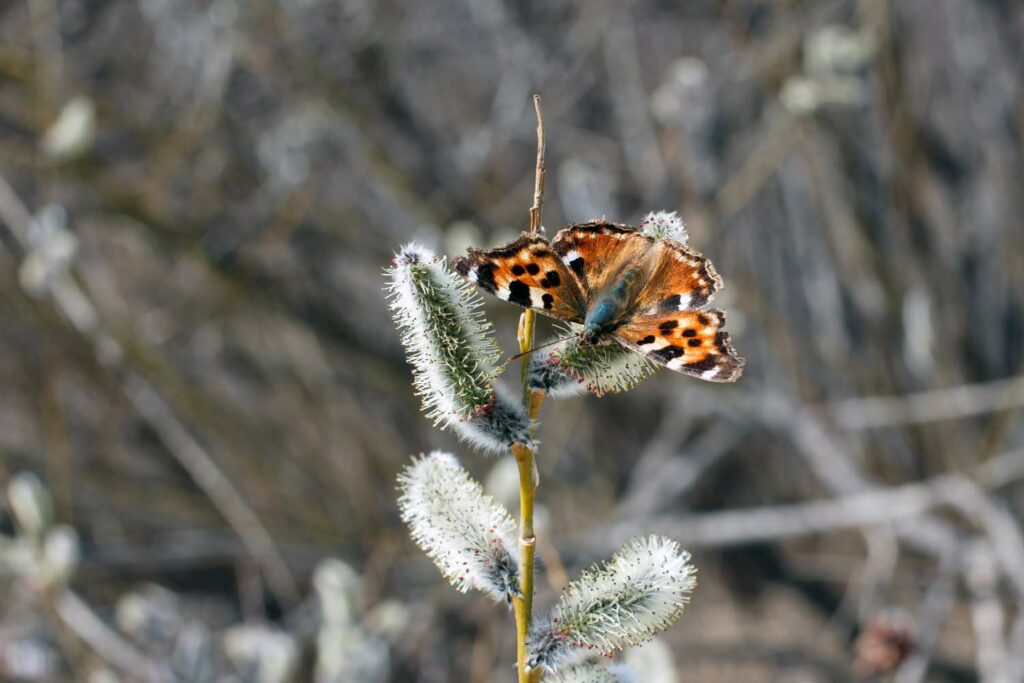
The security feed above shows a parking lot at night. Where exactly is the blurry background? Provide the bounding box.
[1,0,1023,681]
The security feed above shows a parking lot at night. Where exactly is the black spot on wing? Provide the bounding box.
[659,295,681,311]
[526,263,540,275]
[470,233,548,259]
[512,264,525,276]
[650,346,685,363]
[508,280,531,307]
[688,338,702,347]
[477,263,497,293]
[569,257,585,277]
[658,320,678,331]
[544,271,560,287]
[639,335,656,345]
[684,355,718,373]
[682,328,697,338]
[542,293,554,309]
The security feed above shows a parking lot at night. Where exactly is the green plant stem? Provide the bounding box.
[511,438,537,683]
[512,389,545,683]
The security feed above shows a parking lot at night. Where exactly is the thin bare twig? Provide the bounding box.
[528,94,546,234]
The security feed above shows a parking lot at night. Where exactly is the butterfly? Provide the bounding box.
[452,218,744,382]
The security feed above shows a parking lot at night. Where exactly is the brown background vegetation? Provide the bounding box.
[2,0,1023,681]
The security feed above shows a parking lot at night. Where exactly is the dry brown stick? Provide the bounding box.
[529,94,547,233]
[0,172,300,606]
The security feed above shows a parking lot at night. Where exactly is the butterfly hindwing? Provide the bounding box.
[451,233,586,322]
[633,239,723,315]
[615,309,744,382]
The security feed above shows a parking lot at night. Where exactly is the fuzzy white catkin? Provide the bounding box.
[7,472,53,538]
[616,639,676,683]
[222,625,299,683]
[314,558,363,628]
[528,328,655,398]
[639,211,688,243]
[39,526,80,587]
[397,452,520,603]
[316,625,390,683]
[532,342,654,398]
[528,536,696,673]
[385,243,531,454]
[546,662,620,682]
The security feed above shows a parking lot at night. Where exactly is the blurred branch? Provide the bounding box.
[54,591,163,682]
[829,375,1024,430]
[896,551,957,683]
[604,472,984,549]
[966,542,1006,682]
[0,171,300,606]
[601,447,1024,551]
[601,6,667,203]
[618,421,748,520]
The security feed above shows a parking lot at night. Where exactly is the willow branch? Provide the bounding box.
[512,93,546,683]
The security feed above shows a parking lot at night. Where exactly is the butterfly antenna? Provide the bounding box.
[507,335,569,363]
[489,334,575,379]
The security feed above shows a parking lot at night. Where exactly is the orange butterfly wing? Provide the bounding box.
[632,239,723,315]
[615,308,744,382]
[548,221,651,297]
[451,233,586,322]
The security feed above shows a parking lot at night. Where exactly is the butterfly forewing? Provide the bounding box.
[615,309,744,382]
[549,221,651,297]
[451,233,586,322]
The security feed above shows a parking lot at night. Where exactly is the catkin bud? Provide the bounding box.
[39,525,80,587]
[314,559,363,628]
[222,625,299,683]
[546,662,620,682]
[528,536,696,673]
[7,472,53,539]
[385,244,531,453]
[397,452,520,603]
[528,331,655,398]
[639,211,688,243]
[617,639,676,683]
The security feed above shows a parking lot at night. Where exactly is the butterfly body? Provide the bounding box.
[584,262,644,341]
[453,220,744,382]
